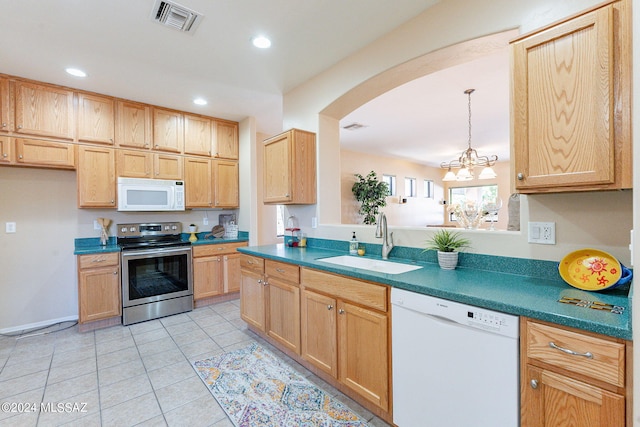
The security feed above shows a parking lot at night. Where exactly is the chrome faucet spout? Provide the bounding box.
[376,212,394,260]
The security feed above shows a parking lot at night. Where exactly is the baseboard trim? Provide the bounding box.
[0,315,78,335]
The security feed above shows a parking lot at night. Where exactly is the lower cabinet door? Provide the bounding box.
[79,266,121,323]
[193,256,223,300]
[266,278,300,354]
[522,364,625,427]
[301,289,337,378]
[223,253,241,293]
[338,300,389,411]
[239,269,266,332]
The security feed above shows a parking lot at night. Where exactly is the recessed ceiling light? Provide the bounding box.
[193,98,207,106]
[252,35,271,49]
[65,68,87,77]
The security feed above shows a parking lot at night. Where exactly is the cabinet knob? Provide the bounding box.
[530,379,538,389]
[17,125,22,129]
[285,193,290,198]
[338,309,345,315]
[257,279,263,284]
[263,280,268,286]
[155,144,159,148]
[111,200,115,204]
[18,155,23,159]
[113,271,118,275]
[327,305,334,310]
[1,122,6,127]
[2,153,7,158]
[517,173,524,181]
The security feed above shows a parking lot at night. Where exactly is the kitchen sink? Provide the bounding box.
[317,255,422,274]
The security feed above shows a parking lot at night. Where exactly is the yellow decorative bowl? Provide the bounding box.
[558,248,622,291]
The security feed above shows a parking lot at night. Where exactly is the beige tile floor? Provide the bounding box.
[0,299,390,427]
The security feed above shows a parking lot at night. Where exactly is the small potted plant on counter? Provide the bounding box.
[424,229,471,270]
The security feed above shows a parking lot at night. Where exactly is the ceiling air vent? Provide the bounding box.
[151,0,203,33]
[342,123,367,131]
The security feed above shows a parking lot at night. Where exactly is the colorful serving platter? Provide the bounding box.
[558,248,622,291]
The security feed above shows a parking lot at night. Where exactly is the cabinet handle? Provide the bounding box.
[257,279,263,284]
[276,268,285,273]
[18,155,23,159]
[113,271,118,275]
[285,193,290,198]
[530,379,538,389]
[2,153,7,158]
[338,309,345,315]
[217,247,225,251]
[263,280,268,286]
[327,305,334,310]
[517,173,524,181]
[91,257,106,263]
[17,125,22,129]
[247,260,254,264]
[111,200,115,204]
[549,342,593,359]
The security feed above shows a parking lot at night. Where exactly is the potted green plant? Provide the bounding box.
[424,229,471,270]
[352,171,389,225]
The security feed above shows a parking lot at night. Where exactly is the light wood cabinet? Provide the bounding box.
[511,0,631,193]
[14,137,75,169]
[153,108,183,153]
[14,81,74,140]
[213,159,239,208]
[77,93,115,144]
[77,145,116,208]
[213,120,238,159]
[265,260,301,354]
[0,78,12,133]
[300,268,389,411]
[240,254,266,332]
[193,242,247,302]
[77,252,121,324]
[521,318,630,427]
[184,156,212,207]
[117,149,183,179]
[116,100,152,149]
[263,128,316,204]
[0,136,12,163]
[184,114,212,156]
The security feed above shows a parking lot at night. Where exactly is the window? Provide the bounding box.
[448,185,498,221]
[404,177,416,197]
[382,174,396,196]
[276,205,285,237]
[424,179,434,199]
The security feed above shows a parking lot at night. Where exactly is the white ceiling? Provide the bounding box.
[0,0,441,136]
[339,48,511,168]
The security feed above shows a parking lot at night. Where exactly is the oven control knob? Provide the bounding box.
[130,227,136,232]
[164,225,170,231]
[121,227,127,233]
[172,225,177,230]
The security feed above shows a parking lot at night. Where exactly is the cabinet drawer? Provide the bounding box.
[266,260,299,284]
[526,321,625,387]
[193,241,247,257]
[78,252,120,269]
[301,268,387,312]
[240,254,264,273]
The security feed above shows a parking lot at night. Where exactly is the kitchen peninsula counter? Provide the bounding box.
[237,244,632,340]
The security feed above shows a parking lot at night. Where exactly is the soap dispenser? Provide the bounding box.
[349,232,359,255]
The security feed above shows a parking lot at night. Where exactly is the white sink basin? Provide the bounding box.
[317,255,422,275]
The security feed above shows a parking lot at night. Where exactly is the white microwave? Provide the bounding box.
[117,178,185,211]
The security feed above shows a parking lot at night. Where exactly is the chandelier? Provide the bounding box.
[441,89,498,181]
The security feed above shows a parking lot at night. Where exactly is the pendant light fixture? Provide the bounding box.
[441,89,498,181]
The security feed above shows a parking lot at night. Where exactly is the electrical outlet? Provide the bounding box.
[93,220,101,230]
[5,222,16,233]
[203,217,209,226]
[528,222,556,245]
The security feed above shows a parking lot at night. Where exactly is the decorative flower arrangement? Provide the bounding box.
[447,201,485,229]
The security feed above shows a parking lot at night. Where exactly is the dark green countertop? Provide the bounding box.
[237,244,632,340]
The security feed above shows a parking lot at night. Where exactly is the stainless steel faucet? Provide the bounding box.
[375,212,394,260]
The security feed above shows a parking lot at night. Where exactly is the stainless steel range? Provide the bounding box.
[117,222,193,325]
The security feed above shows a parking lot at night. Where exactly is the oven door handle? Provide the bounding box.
[121,246,191,257]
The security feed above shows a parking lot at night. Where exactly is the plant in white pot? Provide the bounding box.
[424,229,471,270]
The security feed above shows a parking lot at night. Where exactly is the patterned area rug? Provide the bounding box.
[192,343,370,426]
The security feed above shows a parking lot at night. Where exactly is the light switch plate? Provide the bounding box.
[6,222,16,233]
[528,222,556,245]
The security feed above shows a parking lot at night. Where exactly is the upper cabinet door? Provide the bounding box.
[213,120,238,159]
[116,100,151,149]
[0,78,12,133]
[512,1,630,192]
[153,108,183,153]
[77,93,115,144]
[184,114,212,156]
[15,81,74,140]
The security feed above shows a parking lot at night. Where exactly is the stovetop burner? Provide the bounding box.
[117,221,187,250]
[558,296,625,314]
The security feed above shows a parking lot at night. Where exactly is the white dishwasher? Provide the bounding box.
[391,288,519,427]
